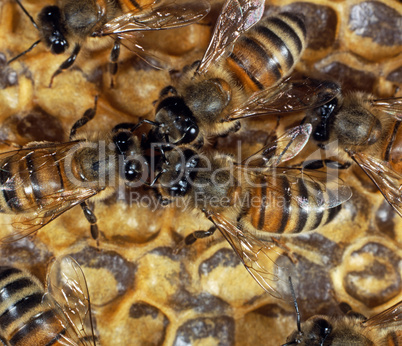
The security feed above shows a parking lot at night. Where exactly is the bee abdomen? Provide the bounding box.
[226,12,306,93]
[247,175,341,234]
[0,149,65,214]
[0,267,66,346]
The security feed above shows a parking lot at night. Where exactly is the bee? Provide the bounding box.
[0,98,149,243]
[152,0,340,146]
[9,0,210,87]
[0,255,96,345]
[306,90,402,216]
[283,278,402,345]
[155,124,352,298]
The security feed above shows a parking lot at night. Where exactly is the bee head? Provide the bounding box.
[160,148,199,197]
[38,6,69,54]
[311,96,339,143]
[112,129,146,182]
[155,96,199,145]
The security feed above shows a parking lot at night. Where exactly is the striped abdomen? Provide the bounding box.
[118,0,154,11]
[224,12,306,93]
[244,175,341,235]
[384,118,402,174]
[0,266,68,346]
[0,144,79,214]
[383,330,401,345]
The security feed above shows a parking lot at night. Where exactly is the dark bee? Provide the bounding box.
[307,90,402,216]
[155,124,352,298]
[284,277,402,345]
[9,0,210,87]
[152,0,340,146]
[0,97,149,243]
[0,256,96,345]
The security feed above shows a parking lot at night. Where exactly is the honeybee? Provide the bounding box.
[0,256,96,345]
[0,99,149,243]
[152,0,340,146]
[283,279,402,345]
[9,0,210,87]
[306,90,402,216]
[155,124,352,298]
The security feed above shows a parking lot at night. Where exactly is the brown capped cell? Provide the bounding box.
[345,1,402,61]
[174,316,235,345]
[281,2,338,50]
[342,242,401,308]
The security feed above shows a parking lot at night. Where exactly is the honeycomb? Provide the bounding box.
[0,0,401,345]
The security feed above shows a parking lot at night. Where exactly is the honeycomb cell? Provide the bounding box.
[129,302,169,345]
[316,60,376,92]
[342,242,401,308]
[71,247,138,305]
[174,316,235,346]
[16,108,65,142]
[348,2,402,46]
[282,2,338,50]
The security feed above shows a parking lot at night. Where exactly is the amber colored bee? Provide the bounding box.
[155,124,352,298]
[9,0,210,87]
[306,90,402,216]
[152,0,340,146]
[0,256,96,345]
[0,98,149,243]
[284,280,402,345]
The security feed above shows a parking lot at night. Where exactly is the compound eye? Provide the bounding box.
[51,39,68,54]
[113,131,133,155]
[168,178,190,197]
[125,160,142,182]
[312,318,332,342]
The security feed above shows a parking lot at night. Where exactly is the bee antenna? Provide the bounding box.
[15,0,39,30]
[289,276,302,333]
[149,169,165,187]
[7,39,41,65]
[132,119,159,132]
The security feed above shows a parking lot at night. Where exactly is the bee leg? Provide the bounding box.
[80,202,100,247]
[184,226,217,245]
[271,237,298,264]
[173,227,217,255]
[69,95,98,140]
[49,44,81,88]
[109,40,120,88]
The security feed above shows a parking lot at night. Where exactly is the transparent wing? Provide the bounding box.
[0,143,100,243]
[196,0,265,74]
[47,256,96,346]
[362,300,402,328]
[96,0,210,36]
[372,96,402,119]
[207,211,295,300]
[227,79,341,120]
[352,152,402,217]
[241,124,312,168]
[239,166,352,210]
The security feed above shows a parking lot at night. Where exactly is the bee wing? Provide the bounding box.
[97,0,210,36]
[372,96,402,119]
[241,167,352,210]
[207,211,295,300]
[362,300,402,328]
[196,0,265,74]
[0,143,100,243]
[241,124,312,168]
[47,256,97,346]
[352,152,402,217]
[227,79,341,120]
[0,188,99,243]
